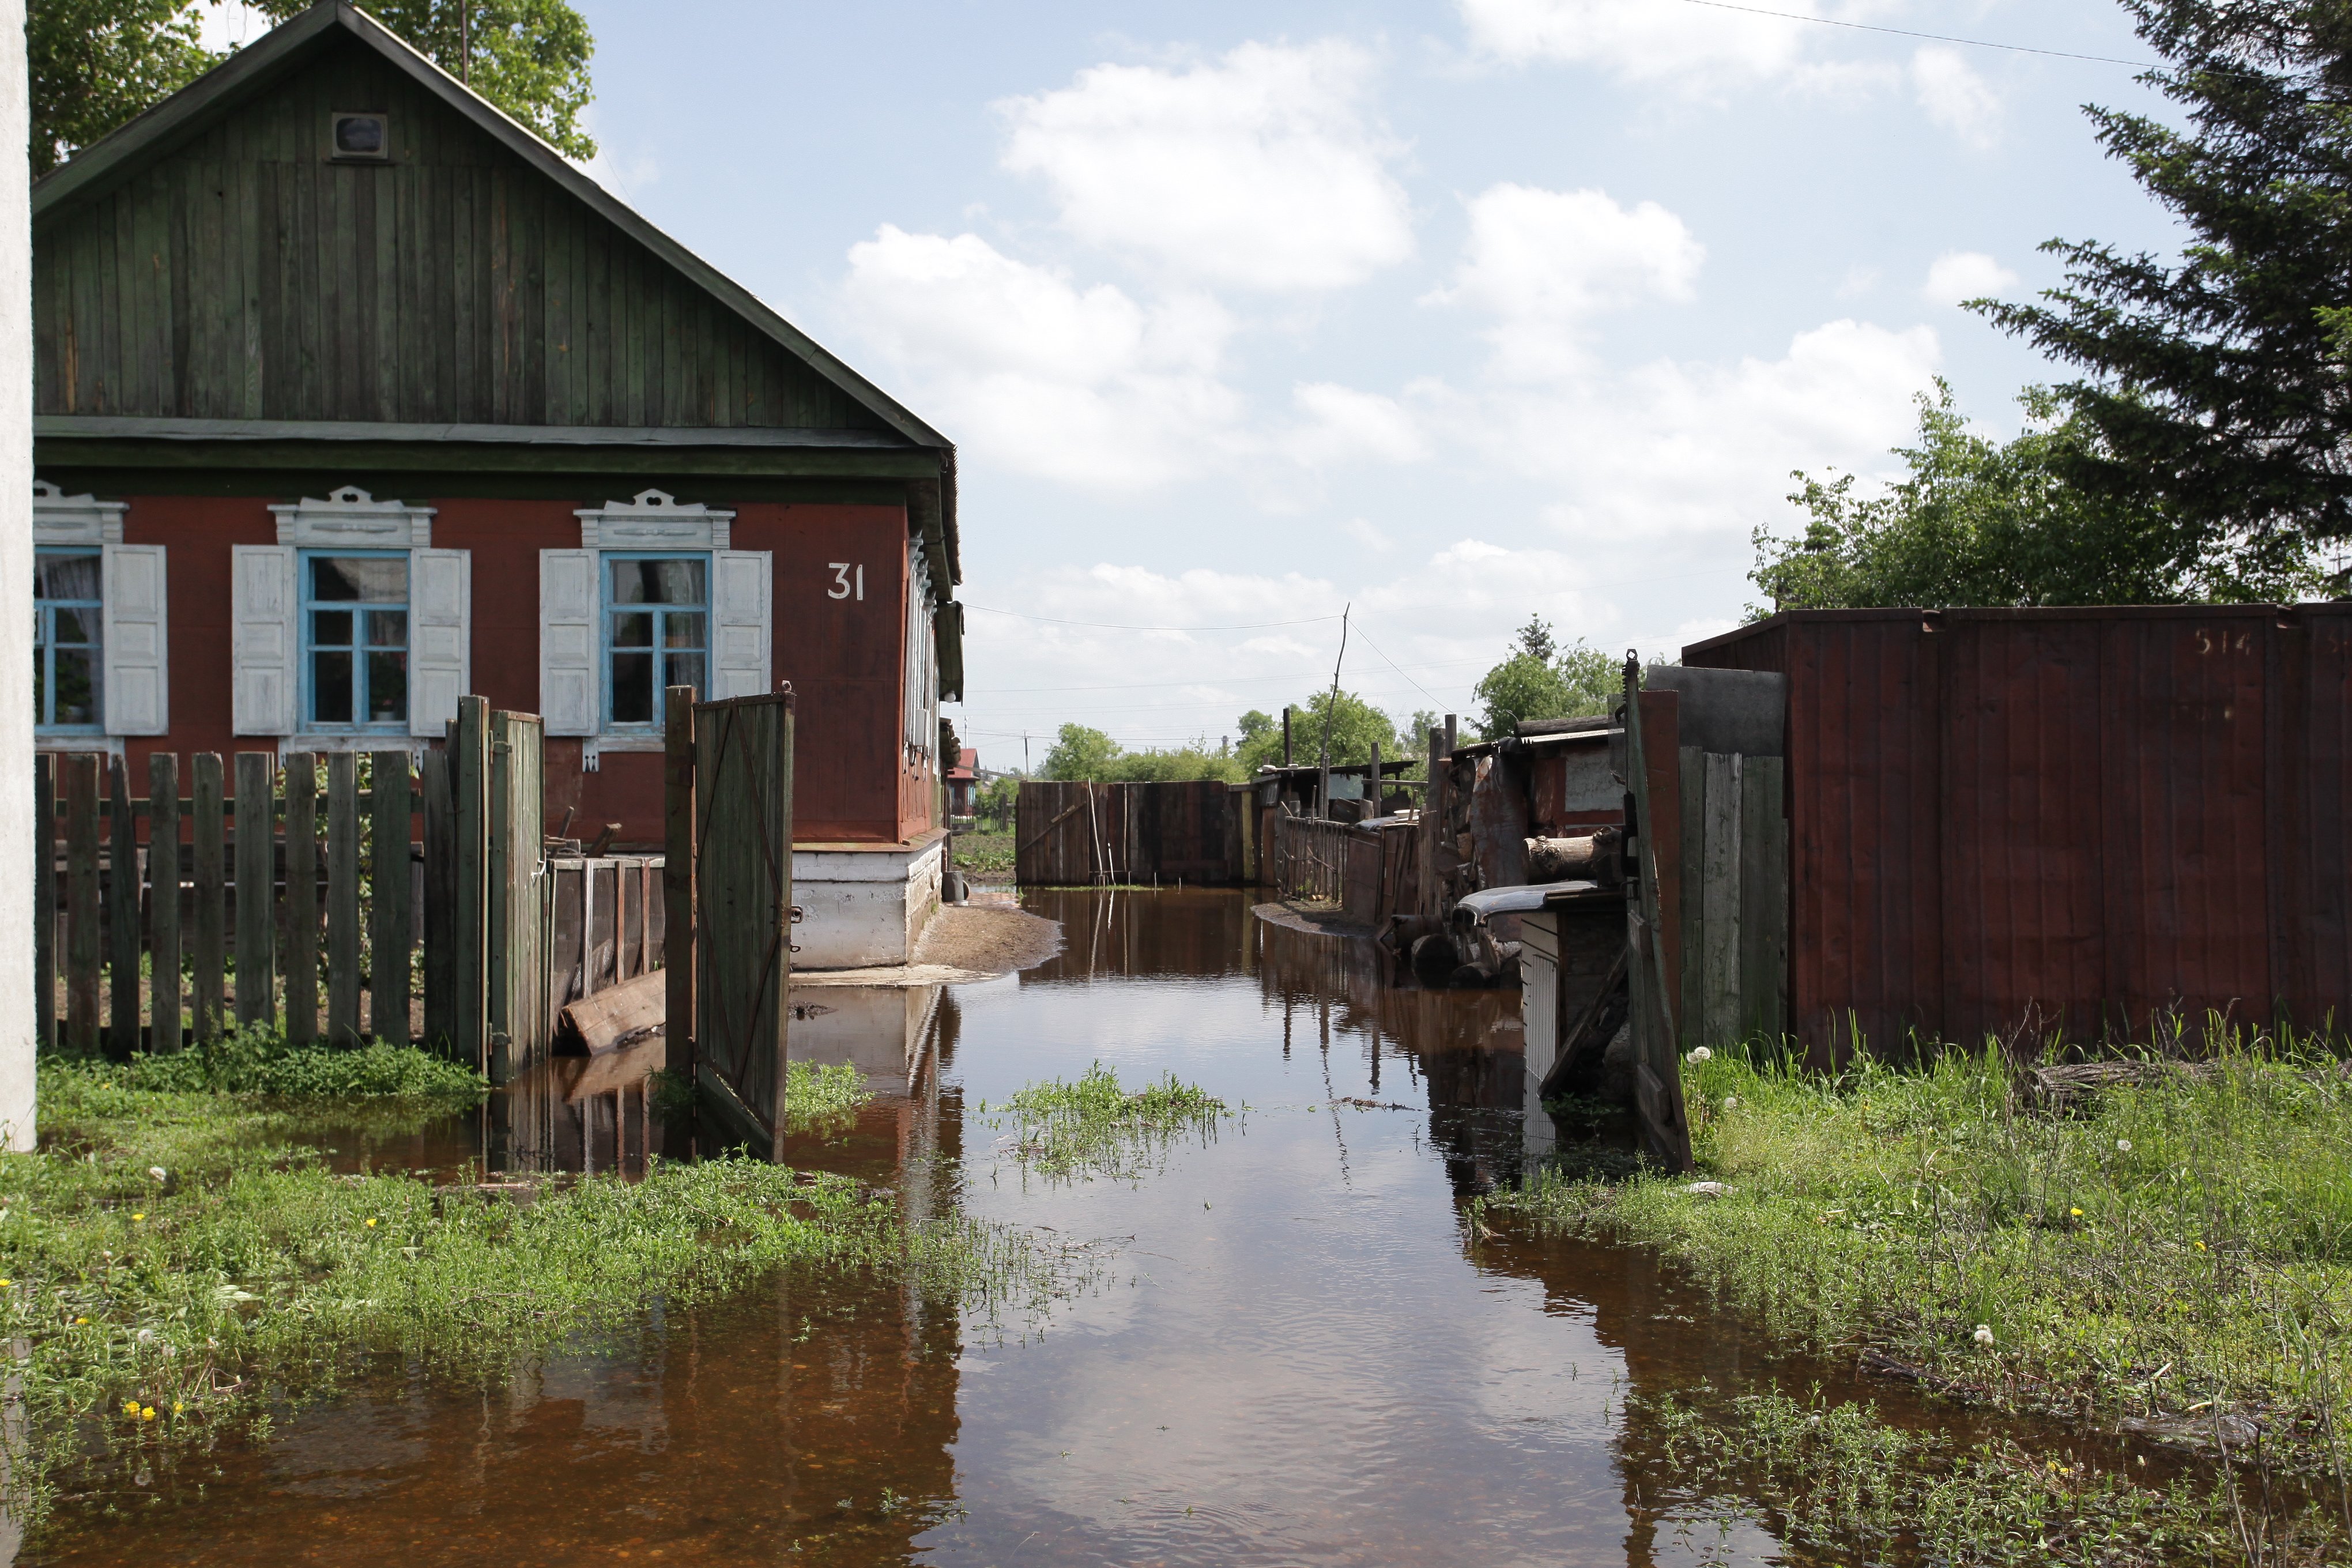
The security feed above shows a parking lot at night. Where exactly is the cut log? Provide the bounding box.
[556,967,665,1056]
[1526,828,1624,887]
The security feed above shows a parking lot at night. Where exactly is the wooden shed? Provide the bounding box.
[28,1,964,967]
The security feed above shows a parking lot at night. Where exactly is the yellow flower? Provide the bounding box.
[0,1279,12,1288]
[171,1401,183,1415]
[121,1400,138,1416]
[2070,1207,2083,1218]
[73,1316,86,1325]
[130,1213,145,1223]
[140,1407,154,1422]
[365,1219,378,1229]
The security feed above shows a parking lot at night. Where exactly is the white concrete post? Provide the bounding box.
[0,0,34,1151]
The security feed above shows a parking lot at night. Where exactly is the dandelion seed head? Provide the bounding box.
[2116,1139,2132,1152]
[1686,1046,1713,1063]
[1973,1325,1995,1345]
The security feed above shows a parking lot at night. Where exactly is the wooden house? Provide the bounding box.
[28,1,964,967]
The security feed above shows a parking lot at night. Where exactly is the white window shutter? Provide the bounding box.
[230,544,297,736]
[100,544,168,736]
[409,548,470,737]
[711,550,772,700]
[540,549,599,734]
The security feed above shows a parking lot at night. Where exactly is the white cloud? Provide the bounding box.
[1284,383,1428,468]
[1910,46,2000,146]
[1458,0,1819,88]
[1473,318,1942,544]
[196,2,273,50]
[1430,184,1704,378]
[841,226,1240,489]
[1920,250,2017,305]
[999,40,1412,292]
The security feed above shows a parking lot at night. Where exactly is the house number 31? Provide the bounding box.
[828,563,865,601]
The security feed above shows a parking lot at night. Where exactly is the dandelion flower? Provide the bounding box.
[171,1401,183,1415]
[1686,1046,1713,1064]
[130,1213,144,1223]
[2070,1207,2083,1218]
[121,1400,138,1416]
[73,1317,86,1325]
[2194,1241,2207,1252]
[2116,1139,2132,1152]
[1974,1325,1995,1345]
[140,1407,154,1422]
[365,1218,378,1229]
[0,1279,12,1289]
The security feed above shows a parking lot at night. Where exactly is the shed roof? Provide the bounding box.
[30,0,960,587]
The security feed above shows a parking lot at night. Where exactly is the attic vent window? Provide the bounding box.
[330,112,389,161]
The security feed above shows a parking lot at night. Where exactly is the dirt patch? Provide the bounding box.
[913,903,1064,976]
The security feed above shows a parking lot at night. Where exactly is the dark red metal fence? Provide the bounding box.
[1684,606,2352,1057]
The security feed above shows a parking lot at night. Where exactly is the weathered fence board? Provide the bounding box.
[284,755,319,1043]
[690,689,794,1156]
[327,753,361,1040]
[63,755,99,1051]
[487,709,546,1084]
[664,688,698,1084]
[148,753,180,1053]
[1670,747,1790,1052]
[233,753,276,1026]
[108,758,138,1055]
[35,757,54,1054]
[191,754,224,1041]
[370,752,412,1046]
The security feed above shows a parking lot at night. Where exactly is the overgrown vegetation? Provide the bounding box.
[1623,1387,2344,1566]
[1472,615,1620,740]
[105,1023,485,1100]
[1486,1031,2352,1487]
[2,1058,1065,1532]
[981,1062,1230,1182]
[953,832,1015,879]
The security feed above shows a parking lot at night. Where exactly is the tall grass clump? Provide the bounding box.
[980,1062,1230,1182]
[0,1061,1072,1534]
[102,1022,486,1101]
[1485,1026,2352,1484]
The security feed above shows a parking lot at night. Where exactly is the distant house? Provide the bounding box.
[946,748,978,817]
[28,1,966,967]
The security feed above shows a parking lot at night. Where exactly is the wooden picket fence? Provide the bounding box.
[32,696,621,1078]
[1269,813,1352,904]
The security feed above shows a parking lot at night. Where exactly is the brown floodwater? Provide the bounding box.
[28,889,2079,1566]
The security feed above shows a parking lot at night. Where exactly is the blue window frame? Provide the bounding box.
[34,548,102,732]
[301,550,409,729]
[603,553,708,732]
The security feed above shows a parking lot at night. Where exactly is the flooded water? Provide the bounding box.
[33,889,2024,1567]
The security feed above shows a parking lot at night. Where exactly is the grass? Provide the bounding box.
[1483,1028,2352,1528]
[0,1056,1072,1534]
[648,1060,876,1139]
[979,1062,1230,1182]
[104,1023,488,1101]
[953,832,1015,879]
[1623,1386,2342,1567]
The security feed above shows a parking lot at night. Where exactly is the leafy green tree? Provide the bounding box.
[1973,0,2352,585]
[1107,745,1245,785]
[1236,691,1401,773]
[1040,723,1118,782]
[29,0,212,175]
[30,0,597,178]
[973,776,1018,831]
[1472,616,1619,739]
[1752,381,2321,609]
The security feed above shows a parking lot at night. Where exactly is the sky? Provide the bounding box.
[225,1,2194,764]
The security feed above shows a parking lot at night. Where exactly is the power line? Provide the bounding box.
[1678,0,2157,68]
[964,604,1345,633]
[963,654,1493,697]
[1346,616,1442,710]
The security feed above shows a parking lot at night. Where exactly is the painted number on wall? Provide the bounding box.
[2193,627,2252,655]
[828,563,865,601]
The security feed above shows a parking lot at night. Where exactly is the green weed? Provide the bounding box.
[981,1063,1229,1182]
[1485,1031,2352,1484]
[102,1023,486,1101]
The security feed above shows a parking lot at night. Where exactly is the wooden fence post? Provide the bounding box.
[63,755,99,1053]
[326,752,360,1041]
[453,698,490,1071]
[191,755,225,1041]
[283,754,318,1044]
[420,748,453,1049]
[485,710,544,1084]
[371,751,413,1046]
[108,756,139,1058]
[34,755,53,1054]
[233,753,278,1030]
[148,753,182,1053]
[664,686,697,1085]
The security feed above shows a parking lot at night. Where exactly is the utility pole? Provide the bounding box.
[1022,732,1031,776]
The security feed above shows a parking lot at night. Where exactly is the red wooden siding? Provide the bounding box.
[1685,606,2352,1057]
[108,493,931,849]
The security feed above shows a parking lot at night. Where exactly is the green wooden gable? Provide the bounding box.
[30,2,959,585]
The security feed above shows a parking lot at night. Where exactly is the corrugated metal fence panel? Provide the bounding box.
[1685,606,2352,1056]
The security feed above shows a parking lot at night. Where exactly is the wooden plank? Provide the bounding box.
[664,686,696,1084]
[454,698,490,1069]
[487,710,545,1080]
[370,751,412,1045]
[557,967,664,1057]
[1741,756,1789,1045]
[327,751,360,1041]
[1624,677,1693,1172]
[148,753,182,1053]
[191,754,225,1041]
[63,755,100,1053]
[693,692,793,1157]
[35,755,54,1054]
[420,746,453,1046]
[1702,751,1743,1048]
[233,752,277,1029]
[283,753,318,1044]
[1678,745,1705,1049]
[108,756,140,1057]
